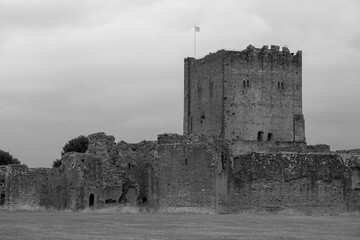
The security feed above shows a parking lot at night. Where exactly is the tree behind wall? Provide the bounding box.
[0,150,20,166]
[53,135,89,168]
[61,135,89,156]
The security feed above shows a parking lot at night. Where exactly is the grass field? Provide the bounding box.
[0,209,359,240]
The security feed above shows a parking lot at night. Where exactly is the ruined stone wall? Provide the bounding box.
[60,152,103,209]
[0,166,7,205]
[85,132,157,207]
[156,134,229,209]
[336,149,360,154]
[230,141,329,156]
[86,133,124,206]
[1,132,358,214]
[0,165,68,209]
[0,152,105,210]
[32,168,70,209]
[219,152,360,214]
[3,165,38,207]
[0,132,157,210]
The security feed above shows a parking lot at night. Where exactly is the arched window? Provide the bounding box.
[267,133,273,141]
[257,131,264,141]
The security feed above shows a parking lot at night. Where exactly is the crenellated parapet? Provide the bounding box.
[223,44,302,68]
[186,44,302,68]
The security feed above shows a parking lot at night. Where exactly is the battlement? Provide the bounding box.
[185,44,302,67]
[246,44,302,56]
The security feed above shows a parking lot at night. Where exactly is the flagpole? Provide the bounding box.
[194,25,200,58]
[194,25,196,58]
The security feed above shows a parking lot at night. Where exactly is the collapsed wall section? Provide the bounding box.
[60,152,102,209]
[86,132,157,208]
[0,132,158,211]
[219,152,360,214]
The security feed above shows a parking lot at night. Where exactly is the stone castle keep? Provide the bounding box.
[1,45,359,214]
[184,45,305,155]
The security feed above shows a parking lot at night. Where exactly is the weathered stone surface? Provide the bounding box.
[0,133,158,210]
[336,149,360,154]
[184,45,305,155]
[156,134,229,209]
[217,152,360,214]
[1,45,359,215]
[0,165,65,209]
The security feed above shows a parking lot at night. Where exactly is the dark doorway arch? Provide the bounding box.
[0,193,5,205]
[89,194,95,207]
[257,131,264,141]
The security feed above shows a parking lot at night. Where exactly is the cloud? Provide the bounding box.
[0,0,359,167]
[0,0,161,29]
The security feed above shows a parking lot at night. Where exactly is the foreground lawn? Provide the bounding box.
[0,210,359,240]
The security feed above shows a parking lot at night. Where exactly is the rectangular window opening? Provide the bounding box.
[257,131,264,141]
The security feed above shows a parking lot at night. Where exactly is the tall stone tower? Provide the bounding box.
[183,45,306,154]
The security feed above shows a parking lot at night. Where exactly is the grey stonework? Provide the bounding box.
[184,45,305,156]
[1,45,359,214]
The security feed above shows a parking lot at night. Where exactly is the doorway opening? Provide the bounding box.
[89,194,95,207]
[0,193,5,205]
[257,131,264,141]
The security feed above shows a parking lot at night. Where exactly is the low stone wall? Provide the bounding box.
[1,132,359,214]
[219,152,360,214]
[0,165,67,209]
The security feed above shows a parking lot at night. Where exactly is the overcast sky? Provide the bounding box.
[1,0,359,167]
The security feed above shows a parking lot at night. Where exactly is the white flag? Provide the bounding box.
[195,25,200,32]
